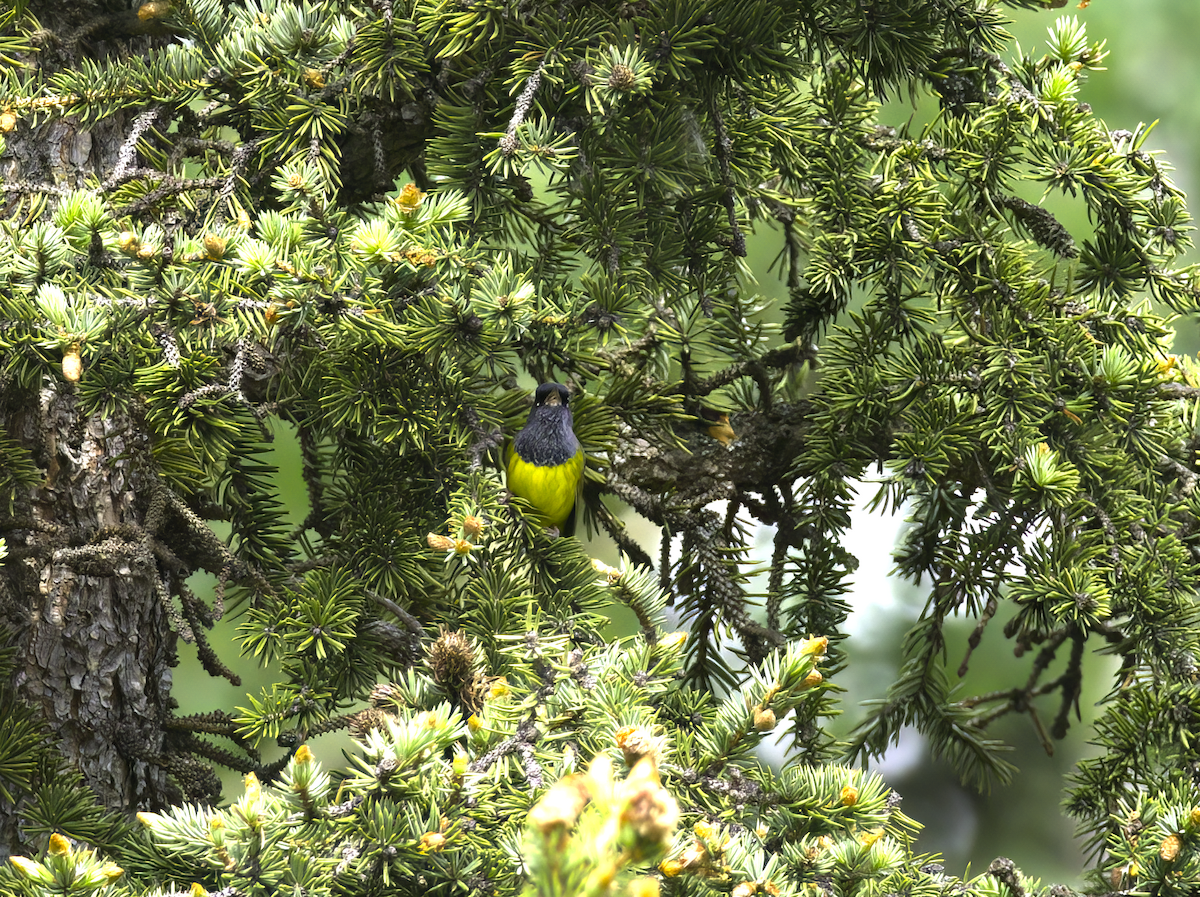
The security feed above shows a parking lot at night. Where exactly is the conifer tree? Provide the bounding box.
[0,0,1198,895]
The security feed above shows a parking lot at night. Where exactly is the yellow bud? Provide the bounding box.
[467,713,481,732]
[799,635,828,657]
[8,856,43,879]
[462,515,485,539]
[235,209,252,231]
[858,828,884,847]
[1160,833,1183,862]
[61,347,82,382]
[47,833,71,856]
[615,725,660,766]
[731,883,757,897]
[427,533,455,551]
[628,878,661,897]
[419,832,447,852]
[294,744,314,764]
[528,774,592,834]
[202,233,227,260]
[592,558,621,582]
[840,786,858,806]
[287,173,304,189]
[190,884,209,897]
[659,858,688,877]
[98,863,124,881]
[303,68,326,89]
[395,183,425,213]
[488,677,510,699]
[616,756,679,854]
[118,231,139,254]
[802,669,823,689]
[752,706,777,732]
[453,538,473,556]
[136,812,158,827]
[243,772,261,799]
[1191,807,1200,828]
[0,110,16,132]
[138,0,172,20]
[659,631,688,650]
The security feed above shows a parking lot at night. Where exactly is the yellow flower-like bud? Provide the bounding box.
[419,832,447,852]
[98,863,124,881]
[616,756,680,855]
[1160,833,1183,862]
[294,744,314,764]
[0,110,16,132]
[799,635,828,657]
[427,533,455,551]
[731,883,757,897]
[752,706,777,732]
[528,774,592,835]
[858,828,885,847]
[628,878,660,897]
[660,631,688,650]
[1191,807,1200,828]
[592,558,622,582]
[615,725,661,767]
[840,786,858,807]
[61,348,82,383]
[48,833,71,856]
[303,69,326,89]
[202,233,227,260]
[488,677,510,700]
[137,1,172,21]
[8,856,44,880]
[462,515,485,539]
[190,883,209,897]
[453,538,473,556]
[802,669,823,689]
[467,713,481,732]
[243,772,261,799]
[659,858,688,877]
[118,231,139,254]
[395,183,425,213]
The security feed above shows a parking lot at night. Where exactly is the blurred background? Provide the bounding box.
[173,2,1200,889]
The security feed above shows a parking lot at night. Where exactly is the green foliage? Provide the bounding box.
[1,0,1199,894]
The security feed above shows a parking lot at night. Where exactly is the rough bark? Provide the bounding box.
[0,383,177,850]
[0,7,178,851]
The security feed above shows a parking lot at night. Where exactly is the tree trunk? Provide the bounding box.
[0,387,176,838]
[0,9,178,851]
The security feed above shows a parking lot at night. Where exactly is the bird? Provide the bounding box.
[506,382,584,535]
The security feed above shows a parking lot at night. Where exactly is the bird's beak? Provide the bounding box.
[544,391,562,406]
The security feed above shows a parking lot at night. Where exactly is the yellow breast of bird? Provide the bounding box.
[505,448,584,528]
